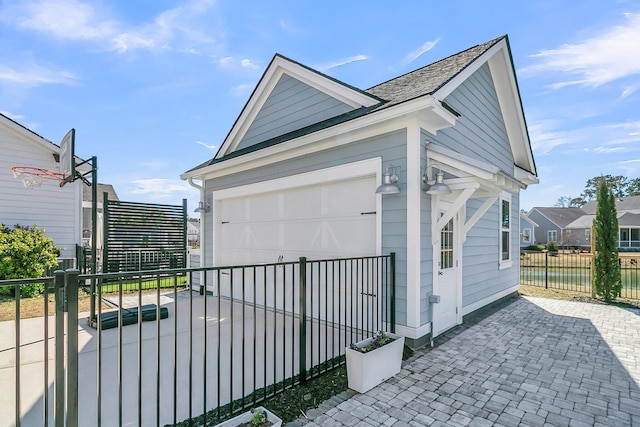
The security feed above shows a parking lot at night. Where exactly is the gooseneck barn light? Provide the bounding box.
[376,165,400,194]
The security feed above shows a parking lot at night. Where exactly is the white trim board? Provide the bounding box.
[461,284,519,316]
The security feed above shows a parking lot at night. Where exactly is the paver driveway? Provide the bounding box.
[299,296,640,426]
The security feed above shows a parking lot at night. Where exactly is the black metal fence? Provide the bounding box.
[1,254,395,427]
[520,250,640,300]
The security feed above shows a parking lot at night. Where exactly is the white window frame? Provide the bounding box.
[499,192,512,269]
[548,230,558,243]
[521,228,531,243]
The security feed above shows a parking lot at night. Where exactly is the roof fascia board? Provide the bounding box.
[217,55,381,158]
[182,95,455,181]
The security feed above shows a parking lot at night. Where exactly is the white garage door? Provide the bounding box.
[218,175,377,265]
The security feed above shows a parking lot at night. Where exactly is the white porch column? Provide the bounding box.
[406,121,422,330]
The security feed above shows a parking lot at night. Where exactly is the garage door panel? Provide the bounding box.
[219,174,377,265]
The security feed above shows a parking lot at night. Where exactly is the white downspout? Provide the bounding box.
[188,178,205,292]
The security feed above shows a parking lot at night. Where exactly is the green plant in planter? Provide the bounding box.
[349,331,395,353]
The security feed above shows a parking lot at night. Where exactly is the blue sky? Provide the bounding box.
[1,0,639,213]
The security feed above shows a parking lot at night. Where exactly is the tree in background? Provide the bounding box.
[582,175,628,201]
[0,224,60,297]
[593,182,622,302]
[554,196,582,208]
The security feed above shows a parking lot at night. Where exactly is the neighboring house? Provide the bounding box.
[82,183,119,248]
[526,207,586,247]
[181,35,538,347]
[519,213,537,247]
[187,219,200,247]
[565,195,640,249]
[0,113,83,259]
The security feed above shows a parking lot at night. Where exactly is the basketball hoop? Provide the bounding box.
[12,166,65,189]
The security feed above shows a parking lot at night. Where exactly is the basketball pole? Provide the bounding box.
[90,156,97,324]
[71,155,98,324]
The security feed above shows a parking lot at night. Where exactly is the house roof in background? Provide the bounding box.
[83,183,119,202]
[530,207,586,228]
[581,195,640,214]
[619,212,640,227]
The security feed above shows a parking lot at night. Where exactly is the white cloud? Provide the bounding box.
[10,0,118,41]
[523,13,640,88]
[130,178,191,196]
[2,0,221,54]
[318,55,369,72]
[279,19,302,34]
[0,110,25,120]
[0,63,77,87]
[195,140,217,150]
[404,38,440,64]
[529,119,640,155]
[240,59,259,70]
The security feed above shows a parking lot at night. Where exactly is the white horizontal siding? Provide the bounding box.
[0,123,82,258]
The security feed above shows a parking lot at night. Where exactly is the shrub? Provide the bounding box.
[523,245,545,252]
[546,241,559,252]
[0,224,60,297]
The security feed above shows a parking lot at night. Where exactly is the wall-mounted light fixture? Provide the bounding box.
[376,165,400,194]
[422,143,452,195]
[426,170,451,195]
[194,200,210,213]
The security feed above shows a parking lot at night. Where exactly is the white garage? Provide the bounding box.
[212,160,382,267]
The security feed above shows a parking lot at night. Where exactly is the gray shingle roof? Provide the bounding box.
[365,36,504,110]
[532,207,586,228]
[581,195,640,214]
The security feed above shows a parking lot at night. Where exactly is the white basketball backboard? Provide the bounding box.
[59,128,75,186]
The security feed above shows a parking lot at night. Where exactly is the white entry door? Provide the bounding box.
[432,206,461,337]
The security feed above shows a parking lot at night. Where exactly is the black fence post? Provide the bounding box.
[545,251,549,289]
[390,252,396,333]
[66,269,80,427]
[299,257,307,385]
[53,270,65,427]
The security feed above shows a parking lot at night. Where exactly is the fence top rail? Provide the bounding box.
[74,254,393,281]
[0,276,55,287]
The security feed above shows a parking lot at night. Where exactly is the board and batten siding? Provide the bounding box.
[0,124,82,258]
[203,129,411,326]
[236,74,354,151]
[435,63,514,173]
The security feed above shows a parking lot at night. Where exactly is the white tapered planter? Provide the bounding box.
[345,332,404,393]
[215,406,282,427]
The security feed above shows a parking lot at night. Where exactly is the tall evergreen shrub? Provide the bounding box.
[593,182,622,302]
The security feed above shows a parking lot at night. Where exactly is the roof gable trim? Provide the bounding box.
[216,55,383,158]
